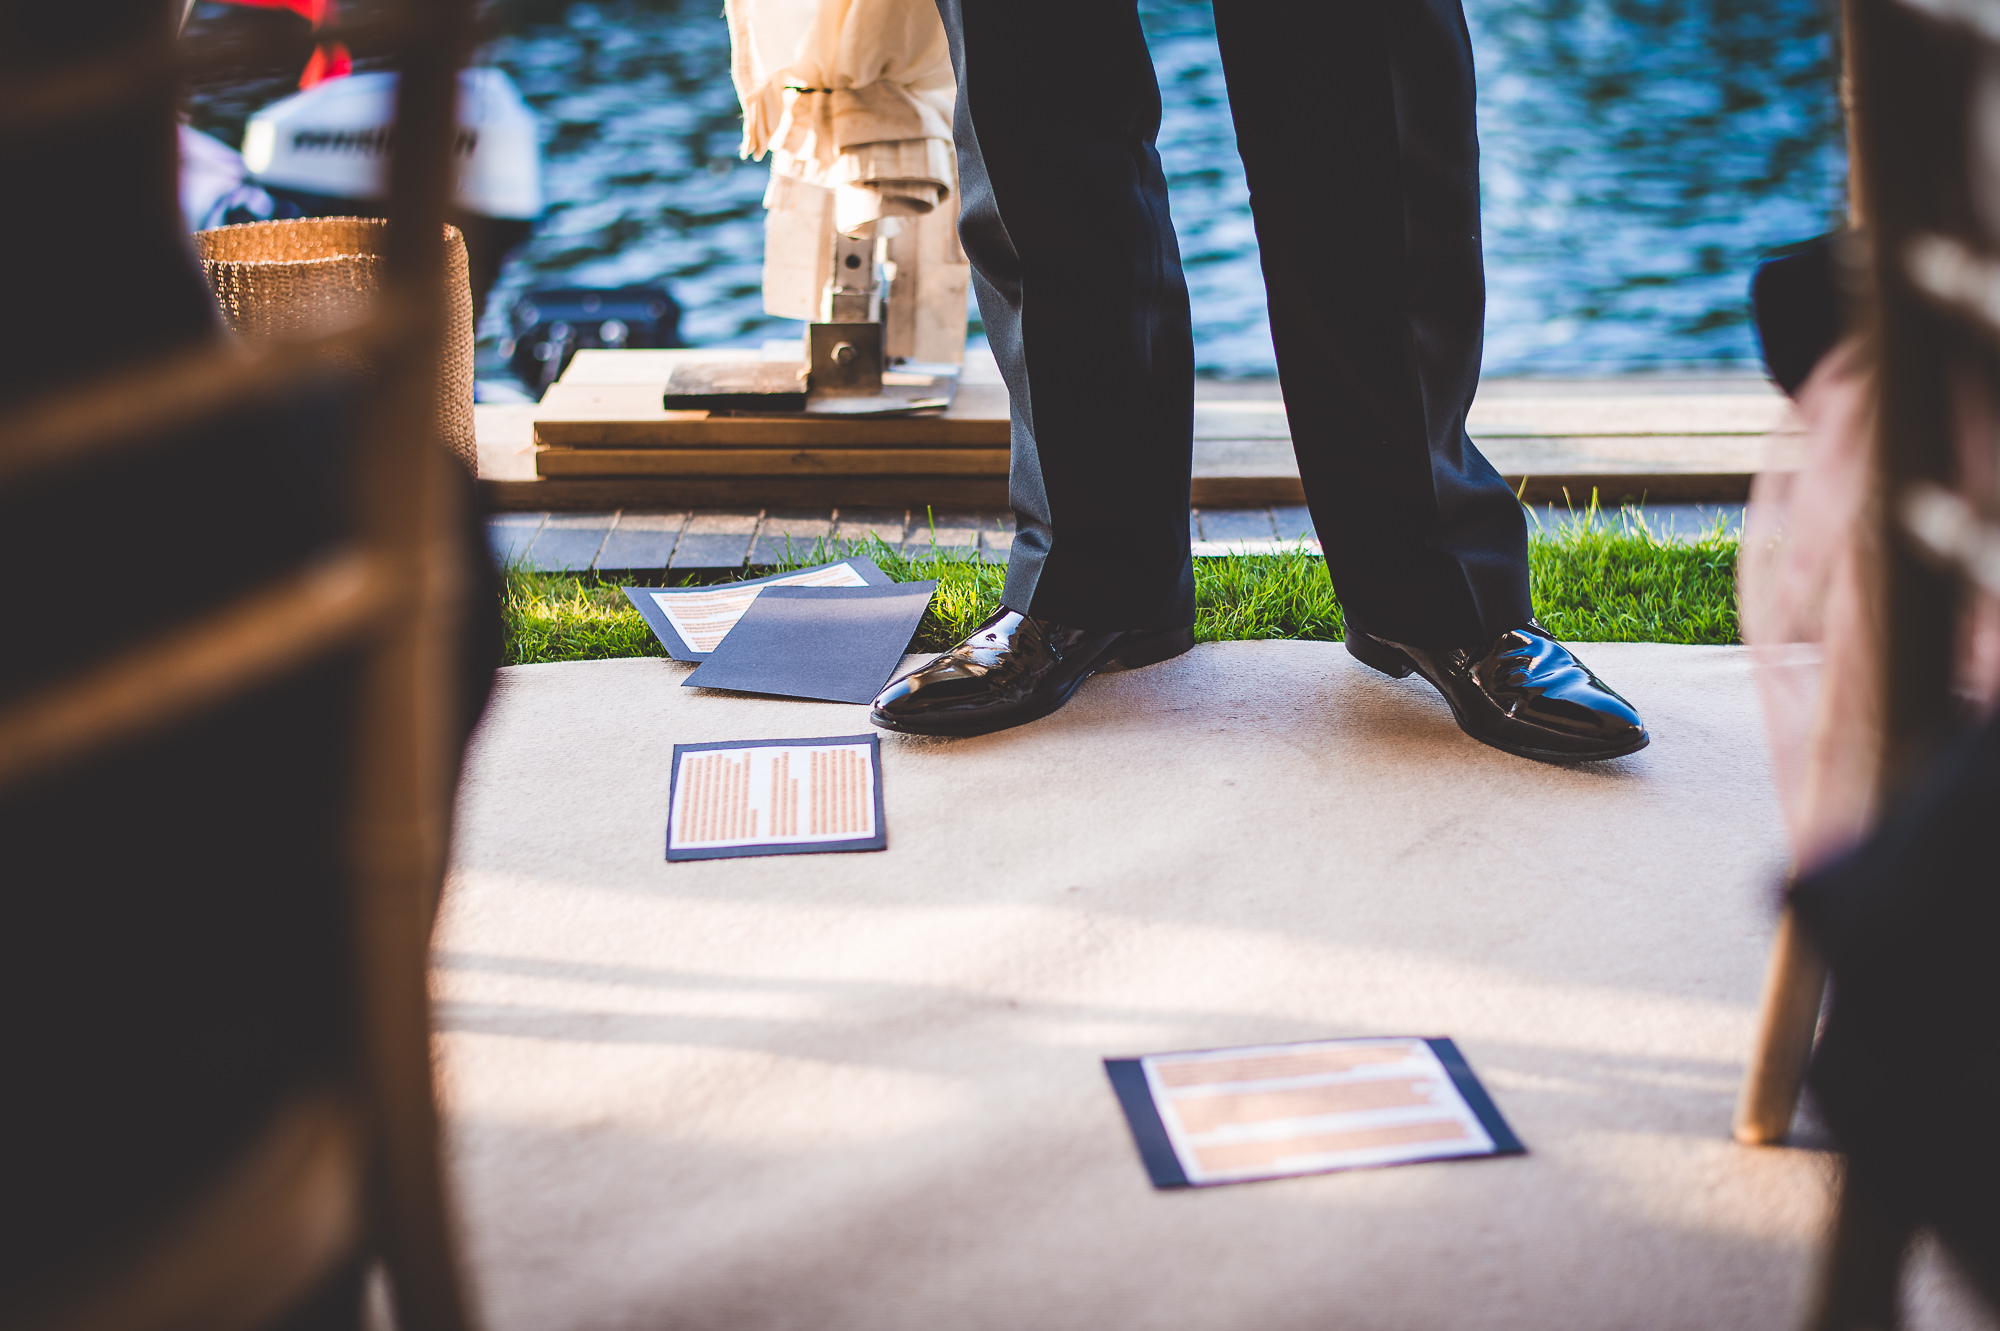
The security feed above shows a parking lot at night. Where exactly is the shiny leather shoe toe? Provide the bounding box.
[871,607,1195,737]
[1347,621,1648,761]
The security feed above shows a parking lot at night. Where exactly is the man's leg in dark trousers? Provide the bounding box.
[1213,0,1532,648]
[934,0,1196,632]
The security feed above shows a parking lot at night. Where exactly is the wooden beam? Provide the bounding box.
[0,551,387,795]
[0,319,407,493]
[535,416,1011,449]
[535,448,1011,478]
[482,470,1764,513]
[1194,476,1307,507]
[533,381,1010,448]
[1732,906,1828,1144]
[1732,0,1976,1169]
[1508,472,1755,505]
[482,476,1013,510]
[13,1094,364,1331]
[357,0,481,1324]
[1850,0,1969,791]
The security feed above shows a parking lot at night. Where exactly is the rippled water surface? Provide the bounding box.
[193,0,1848,376]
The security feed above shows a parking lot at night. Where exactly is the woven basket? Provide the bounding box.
[192,217,478,473]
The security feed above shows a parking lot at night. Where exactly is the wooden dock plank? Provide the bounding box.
[482,477,1013,511]
[1194,433,1803,480]
[533,381,1010,448]
[484,351,1792,511]
[479,471,1753,512]
[536,447,1011,478]
[1190,392,1795,440]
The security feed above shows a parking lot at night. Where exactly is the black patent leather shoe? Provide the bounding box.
[1346,621,1648,761]
[871,607,1196,737]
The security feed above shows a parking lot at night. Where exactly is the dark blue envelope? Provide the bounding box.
[682,581,938,704]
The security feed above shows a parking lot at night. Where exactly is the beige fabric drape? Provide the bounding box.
[1739,342,1884,871]
[727,0,969,357]
[1740,338,2000,871]
[729,0,955,225]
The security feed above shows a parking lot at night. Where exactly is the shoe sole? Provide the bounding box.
[870,624,1197,738]
[1346,631,1650,763]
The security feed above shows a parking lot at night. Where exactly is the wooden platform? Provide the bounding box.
[533,347,1005,444]
[479,349,1802,511]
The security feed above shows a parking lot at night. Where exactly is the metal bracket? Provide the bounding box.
[807,321,884,396]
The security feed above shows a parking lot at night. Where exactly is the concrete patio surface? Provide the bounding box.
[436,642,1992,1330]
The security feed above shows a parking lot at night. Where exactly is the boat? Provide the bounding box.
[183,66,541,319]
[177,0,540,315]
[179,0,682,397]
[239,68,541,312]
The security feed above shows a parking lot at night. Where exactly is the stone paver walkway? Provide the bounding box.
[489,503,1744,577]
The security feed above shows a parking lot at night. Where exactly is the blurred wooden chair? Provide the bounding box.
[0,1,483,1328]
[1734,0,2000,1323]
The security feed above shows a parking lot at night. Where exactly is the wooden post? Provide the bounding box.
[1728,0,1864,1148]
[1755,0,1978,1320]
[346,0,479,1327]
[1850,0,1968,787]
[1733,907,1829,1144]
[0,1,480,1326]
[1733,0,1970,1156]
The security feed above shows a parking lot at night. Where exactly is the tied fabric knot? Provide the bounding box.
[727,0,957,229]
[768,83,955,229]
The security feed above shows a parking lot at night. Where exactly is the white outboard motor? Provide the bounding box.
[236,68,543,312]
[242,68,541,220]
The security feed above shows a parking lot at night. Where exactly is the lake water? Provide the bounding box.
[192,0,1847,378]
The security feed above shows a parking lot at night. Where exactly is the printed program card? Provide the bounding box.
[665,734,885,861]
[623,558,892,660]
[1105,1036,1522,1188]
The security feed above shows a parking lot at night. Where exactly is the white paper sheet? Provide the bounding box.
[1141,1037,1497,1185]
[669,741,877,852]
[651,561,871,654]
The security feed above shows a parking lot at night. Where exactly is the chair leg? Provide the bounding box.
[1735,905,1830,1144]
[1804,1172,1914,1331]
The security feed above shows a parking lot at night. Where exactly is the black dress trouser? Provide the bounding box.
[934,0,1534,646]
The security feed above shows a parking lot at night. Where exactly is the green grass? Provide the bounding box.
[1526,506,1739,645]
[501,505,1737,666]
